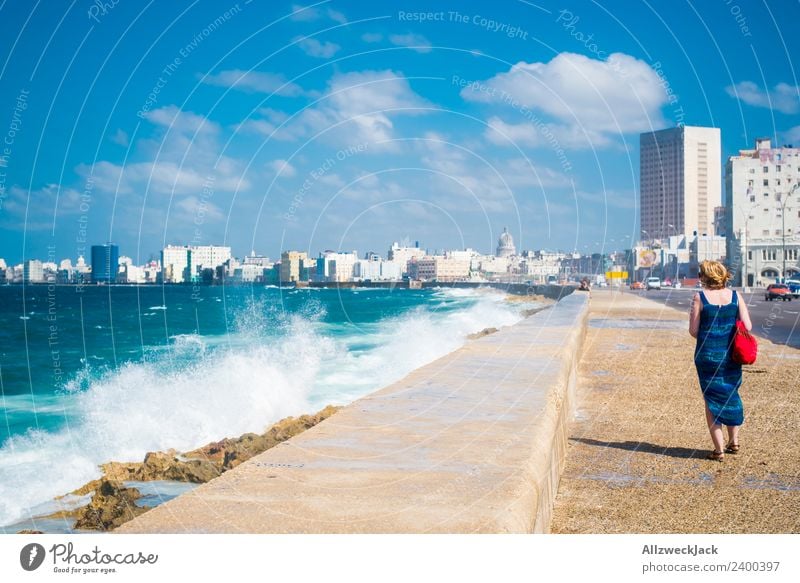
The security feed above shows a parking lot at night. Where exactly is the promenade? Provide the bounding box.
[120,292,587,533]
[550,289,800,533]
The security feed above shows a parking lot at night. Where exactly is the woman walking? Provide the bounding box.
[689,260,752,462]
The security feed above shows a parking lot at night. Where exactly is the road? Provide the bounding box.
[620,287,800,349]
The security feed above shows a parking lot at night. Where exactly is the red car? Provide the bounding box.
[630,281,645,290]
[765,284,792,301]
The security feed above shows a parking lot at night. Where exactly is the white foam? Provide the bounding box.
[0,308,329,527]
[0,288,531,527]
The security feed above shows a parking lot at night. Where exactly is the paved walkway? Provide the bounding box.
[120,294,587,533]
[550,289,800,533]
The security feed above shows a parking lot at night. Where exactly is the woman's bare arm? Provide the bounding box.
[689,292,702,338]
[738,293,753,331]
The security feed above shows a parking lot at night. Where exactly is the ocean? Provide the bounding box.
[0,284,529,529]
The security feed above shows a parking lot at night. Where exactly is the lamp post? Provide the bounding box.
[735,201,759,292]
[667,223,678,282]
[782,183,800,281]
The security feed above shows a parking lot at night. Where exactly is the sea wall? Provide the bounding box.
[306,280,576,302]
[119,292,589,533]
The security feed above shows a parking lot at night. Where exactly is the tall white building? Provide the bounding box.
[161,245,231,283]
[726,137,800,286]
[314,251,358,282]
[640,126,721,241]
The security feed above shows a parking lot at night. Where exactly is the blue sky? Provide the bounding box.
[0,0,798,264]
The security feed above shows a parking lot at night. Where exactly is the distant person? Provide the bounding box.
[689,260,752,462]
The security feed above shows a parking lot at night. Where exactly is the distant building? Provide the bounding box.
[388,242,426,276]
[496,227,517,257]
[280,251,308,283]
[161,245,231,283]
[725,137,800,286]
[161,245,191,283]
[314,251,357,282]
[118,256,146,284]
[91,244,119,283]
[521,251,563,282]
[640,126,721,241]
[408,255,470,282]
[691,234,726,268]
[354,255,403,281]
[23,259,44,283]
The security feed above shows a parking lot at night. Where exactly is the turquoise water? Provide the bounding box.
[0,285,526,528]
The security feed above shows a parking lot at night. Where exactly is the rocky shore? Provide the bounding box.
[21,405,340,533]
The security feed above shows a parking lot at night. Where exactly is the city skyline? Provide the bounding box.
[1,2,798,266]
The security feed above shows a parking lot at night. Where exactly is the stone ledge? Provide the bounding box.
[118,293,589,533]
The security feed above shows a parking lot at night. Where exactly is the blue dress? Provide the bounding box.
[694,290,745,426]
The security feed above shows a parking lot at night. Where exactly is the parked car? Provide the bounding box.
[787,280,800,298]
[630,281,645,290]
[646,276,661,290]
[765,283,792,301]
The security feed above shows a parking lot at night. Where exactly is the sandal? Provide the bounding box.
[706,450,724,462]
[724,442,740,454]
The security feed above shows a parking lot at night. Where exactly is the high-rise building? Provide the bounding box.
[91,244,119,283]
[639,126,721,241]
[725,137,800,286]
[23,259,44,283]
[161,245,231,283]
[161,245,190,283]
[279,251,308,283]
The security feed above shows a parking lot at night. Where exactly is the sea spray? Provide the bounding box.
[0,287,535,528]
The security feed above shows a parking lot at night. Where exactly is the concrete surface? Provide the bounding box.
[550,289,800,533]
[119,292,589,533]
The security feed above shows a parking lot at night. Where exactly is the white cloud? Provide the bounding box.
[296,37,340,58]
[245,69,430,145]
[388,33,432,53]
[782,125,800,145]
[77,107,249,196]
[143,105,219,134]
[269,159,297,178]
[486,116,611,149]
[289,4,346,23]
[726,81,799,114]
[361,32,383,43]
[174,196,225,223]
[202,69,305,96]
[463,52,669,136]
[0,184,87,230]
[110,129,129,147]
[412,135,570,212]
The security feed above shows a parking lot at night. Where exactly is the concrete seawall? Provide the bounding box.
[119,292,589,533]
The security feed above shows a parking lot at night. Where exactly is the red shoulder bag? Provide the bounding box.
[731,319,757,365]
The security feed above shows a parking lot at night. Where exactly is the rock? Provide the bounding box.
[50,404,342,531]
[102,450,221,484]
[521,306,549,318]
[185,404,341,470]
[73,480,150,531]
[17,530,44,534]
[468,327,498,340]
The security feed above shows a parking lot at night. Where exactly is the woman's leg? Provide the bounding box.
[726,424,740,446]
[705,404,725,452]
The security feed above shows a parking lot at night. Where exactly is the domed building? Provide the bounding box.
[496,227,517,258]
